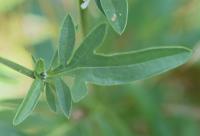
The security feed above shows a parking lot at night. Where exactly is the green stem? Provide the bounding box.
[0,57,35,79]
[79,0,87,36]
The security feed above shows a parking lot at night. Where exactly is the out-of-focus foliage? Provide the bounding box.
[0,0,200,135]
[0,0,25,13]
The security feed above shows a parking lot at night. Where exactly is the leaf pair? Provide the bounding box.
[46,78,72,118]
[94,0,128,34]
[13,78,72,126]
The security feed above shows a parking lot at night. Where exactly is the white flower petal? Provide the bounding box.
[81,0,90,9]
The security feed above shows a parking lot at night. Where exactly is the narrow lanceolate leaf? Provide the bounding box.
[100,0,128,34]
[0,56,34,79]
[13,79,44,125]
[54,78,72,118]
[58,15,75,66]
[71,78,88,103]
[66,47,192,85]
[45,83,58,112]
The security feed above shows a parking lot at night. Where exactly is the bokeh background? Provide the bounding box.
[1,0,200,135]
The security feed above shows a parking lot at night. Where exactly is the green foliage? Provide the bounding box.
[0,57,34,79]
[53,78,72,118]
[94,0,104,13]
[67,46,191,85]
[0,0,24,13]
[71,78,88,102]
[0,0,194,127]
[59,15,75,66]
[97,0,128,34]
[45,83,58,112]
[13,79,44,125]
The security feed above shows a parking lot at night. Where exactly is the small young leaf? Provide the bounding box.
[58,15,75,66]
[34,59,46,80]
[100,0,128,34]
[35,59,45,75]
[54,78,72,118]
[71,78,88,103]
[31,55,37,64]
[13,79,44,125]
[45,83,58,112]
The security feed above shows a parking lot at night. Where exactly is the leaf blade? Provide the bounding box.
[71,78,88,103]
[94,0,104,13]
[49,50,60,70]
[35,59,45,75]
[66,46,192,85]
[58,15,75,66]
[13,79,44,125]
[54,78,72,118]
[69,23,107,68]
[45,83,58,112]
[100,0,128,34]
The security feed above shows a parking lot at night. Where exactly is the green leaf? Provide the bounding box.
[52,23,192,87]
[34,59,46,80]
[59,46,192,85]
[58,15,75,66]
[45,83,58,112]
[31,55,37,64]
[49,50,60,70]
[54,78,72,118]
[69,23,107,68]
[94,0,104,13]
[100,0,128,34]
[13,79,44,125]
[35,59,45,75]
[71,78,88,103]
[0,56,34,79]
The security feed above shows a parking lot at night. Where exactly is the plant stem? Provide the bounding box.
[78,0,87,36]
[0,57,35,79]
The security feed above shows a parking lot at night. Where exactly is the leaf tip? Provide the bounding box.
[66,14,73,21]
[13,116,22,126]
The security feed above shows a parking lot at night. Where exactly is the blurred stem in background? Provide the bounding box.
[78,0,87,37]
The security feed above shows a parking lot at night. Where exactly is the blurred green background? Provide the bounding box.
[1,0,200,135]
